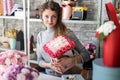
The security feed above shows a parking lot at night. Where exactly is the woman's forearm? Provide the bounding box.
[41,61,51,68]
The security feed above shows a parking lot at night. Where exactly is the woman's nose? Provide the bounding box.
[48,17,52,22]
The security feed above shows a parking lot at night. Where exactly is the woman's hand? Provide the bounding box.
[48,56,78,74]
[48,61,64,74]
[57,56,75,68]
[53,56,76,73]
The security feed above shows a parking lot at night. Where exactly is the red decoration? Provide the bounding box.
[103,2,120,67]
[43,36,75,58]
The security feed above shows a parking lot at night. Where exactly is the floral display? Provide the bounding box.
[83,43,96,69]
[1,64,39,80]
[84,43,96,53]
[0,50,28,66]
[43,35,75,58]
[84,43,96,59]
[95,21,116,41]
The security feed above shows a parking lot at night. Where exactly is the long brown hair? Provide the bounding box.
[39,0,67,38]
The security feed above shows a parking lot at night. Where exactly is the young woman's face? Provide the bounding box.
[42,9,58,28]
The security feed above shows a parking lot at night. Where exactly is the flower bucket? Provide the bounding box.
[103,2,120,67]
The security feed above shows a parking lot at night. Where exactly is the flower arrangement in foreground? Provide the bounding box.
[0,50,28,66]
[1,64,39,80]
[0,50,28,75]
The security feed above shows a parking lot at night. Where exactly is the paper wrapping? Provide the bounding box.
[103,2,120,67]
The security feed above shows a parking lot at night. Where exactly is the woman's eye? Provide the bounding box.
[45,15,49,18]
[52,15,57,19]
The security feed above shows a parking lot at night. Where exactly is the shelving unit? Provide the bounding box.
[27,0,102,67]
[0,0,27,53]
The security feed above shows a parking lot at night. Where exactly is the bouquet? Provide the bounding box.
[0,50,28,75]
[0,50,28,66]
[1,64,39,80]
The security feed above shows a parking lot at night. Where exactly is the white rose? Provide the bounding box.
[5,58,11,66]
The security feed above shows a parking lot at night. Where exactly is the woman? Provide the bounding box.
[37,0,90,77]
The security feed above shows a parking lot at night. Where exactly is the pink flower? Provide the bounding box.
[21,68,30,74]
[84,43,96,52]
[31,71,39,77]
[11,57,18,65]
[17,73,26,80]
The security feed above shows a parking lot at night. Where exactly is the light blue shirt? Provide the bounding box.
[37,27,90,76]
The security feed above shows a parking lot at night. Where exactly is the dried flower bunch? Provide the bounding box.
[5,28,17,39]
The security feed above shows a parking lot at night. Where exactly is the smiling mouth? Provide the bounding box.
[49,23,53,25]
